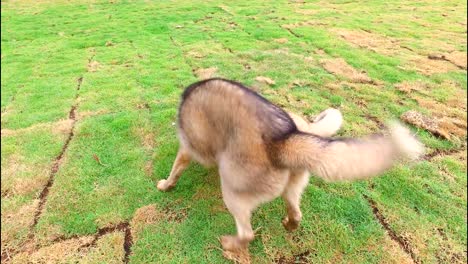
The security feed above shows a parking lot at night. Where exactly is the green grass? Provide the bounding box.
[1,0,466,263]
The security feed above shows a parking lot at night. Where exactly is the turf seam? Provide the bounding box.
[283,26,302,38]
[427,54,466,70]
[364,195,420,264]
[13,221,134,263]
[423,147,466,161]
[31,76,83,229]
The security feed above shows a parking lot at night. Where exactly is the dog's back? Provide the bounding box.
[178,78,296,167]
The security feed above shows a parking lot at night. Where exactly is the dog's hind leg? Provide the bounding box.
[219,184,256,253]
[157,147,191,191]
[281,170,309,231]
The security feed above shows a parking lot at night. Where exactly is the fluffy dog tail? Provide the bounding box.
[277,122,424,182]
[288,108,343,137]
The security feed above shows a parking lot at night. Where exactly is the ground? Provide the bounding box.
[1,0,467,263]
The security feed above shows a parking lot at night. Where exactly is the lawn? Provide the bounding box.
[1,0,466,263]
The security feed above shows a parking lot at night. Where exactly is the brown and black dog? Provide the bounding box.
[157,78,423,257]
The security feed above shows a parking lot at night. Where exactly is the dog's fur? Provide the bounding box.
[157,78,424,256]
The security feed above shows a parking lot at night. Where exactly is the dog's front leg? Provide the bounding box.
[157,147,191,191]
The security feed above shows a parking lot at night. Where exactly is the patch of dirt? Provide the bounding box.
[52,119,74,135]
[81,232,125,264]
[334,29,400,55]
[408,56,459,75]
[276,250,310,264]
[314,49,326,55]
[223,248,251,264]
[320,58,373,83]
[194,67,217,79]
[295,9,317,15]
[1,119,73,137]
[76,109,110,120]
[414,96,467,120]
[132,126,155,150]
[161,205,188,223]
[445,51,467,69]
[1,200,39,258]
[274,38,289,44]
[255,76,276,86]
[429,51,468,70]
[87,61,101,72]
[381,236,416,264]
[423,147,467,161]
[394,81,428,93]
[218,5,234,15]
[438,117,467,138]
[144,159,154,177]
[11,236,94,263]
[401,110,452,139]
[12,176,49,197]
[282,20,329,29]
[187,50,205,58]
[130,204,162,240]
[447,90,468,110]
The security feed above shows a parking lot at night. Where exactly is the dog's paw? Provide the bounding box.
[220,235,239,252]
[157,179,173,191]
[282,217,299,232]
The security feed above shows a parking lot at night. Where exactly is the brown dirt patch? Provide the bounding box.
[82,232,125,264]
[12,176,49,197]
[11,236,94,263]
[76,109,110,120]
[282,20,329,29]
[1,200,38,257]
[132,126,155,150]
[1,119,73,137]
[144,159,154,177]
[334,29,400,55]
[275,250,310,264]
[415,97,467,121]
[187,50,205,58]
[401,110,454,139]
[51,119,74,135]
[87,61,101,72]
[447,91,468,110]
[381,236,416,264]
[394,81,429,94]
[223,248,251,264]
[445,51,467,69]
[1,154,49,197]
[408,56,459,75]
[295,9,317,15]
[255,76,276,86]
[320,58,373,83]
[274,38,289,44]
[429,52,468,70]
[130,204,162,240]
[194,67,218,79]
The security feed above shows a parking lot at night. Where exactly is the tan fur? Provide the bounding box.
[157,79,424,259]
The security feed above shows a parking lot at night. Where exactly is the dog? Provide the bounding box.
[157,78,424,258]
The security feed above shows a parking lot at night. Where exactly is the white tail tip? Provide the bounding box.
[388,121,425,161]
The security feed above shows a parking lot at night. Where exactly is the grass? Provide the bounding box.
[1,0,466,263]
